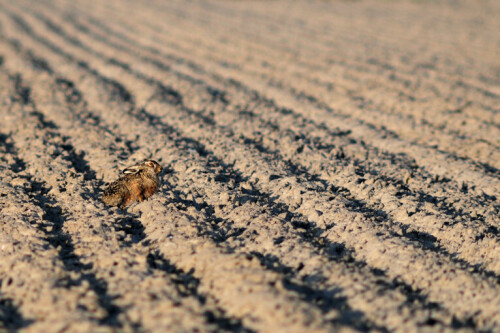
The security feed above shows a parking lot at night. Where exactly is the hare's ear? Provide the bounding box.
[123,165,141,175]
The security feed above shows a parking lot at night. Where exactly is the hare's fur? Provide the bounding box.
[102,160,163,208]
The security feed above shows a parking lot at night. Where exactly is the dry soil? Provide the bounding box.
[0,0,499,332]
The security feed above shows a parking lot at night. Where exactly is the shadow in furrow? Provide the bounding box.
[249,252,390,332]
[0,133,25,172]
[114,215,147,246]
[146,251,254,333]
[0,297,33,331]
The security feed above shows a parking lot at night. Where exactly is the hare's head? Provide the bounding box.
[143,159,163,174]
[123,159,163,175]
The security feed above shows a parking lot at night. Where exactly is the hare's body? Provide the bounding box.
[102,160,163,208]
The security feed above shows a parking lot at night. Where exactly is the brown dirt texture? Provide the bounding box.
[0,0,499,332]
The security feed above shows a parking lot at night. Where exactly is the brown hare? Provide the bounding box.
[102,159,163,208]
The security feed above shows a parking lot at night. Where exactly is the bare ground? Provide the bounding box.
[0,0,499,332]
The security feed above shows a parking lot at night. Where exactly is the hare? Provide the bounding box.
[102,159,163,208]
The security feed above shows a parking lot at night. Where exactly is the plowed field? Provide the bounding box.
[0,0,499,332]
